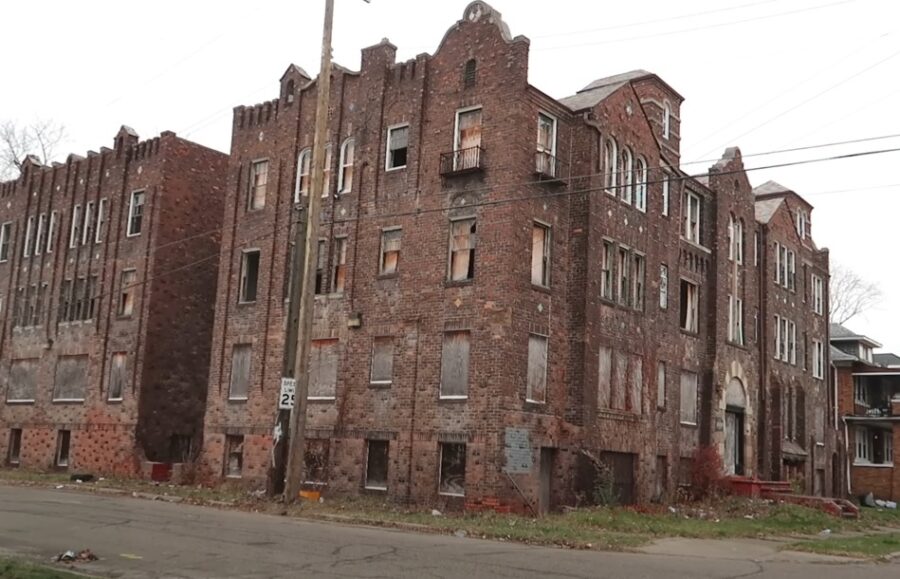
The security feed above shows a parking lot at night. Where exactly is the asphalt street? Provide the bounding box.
[0,485,896,578]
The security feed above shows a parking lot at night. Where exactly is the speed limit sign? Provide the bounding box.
[278,377,296,410]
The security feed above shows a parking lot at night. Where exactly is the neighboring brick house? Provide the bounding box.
[833,324,899,501]
[753,182,837,495]
[0,127,227,475]
[201,1,837,508]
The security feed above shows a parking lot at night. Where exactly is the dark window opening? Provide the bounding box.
[439,442,467,496]
[240,250,260,303]
[365,440,389,490]
[55,430,71,468]
[225,435,244,478]
[463,59,477,88]
[7,428,22,466]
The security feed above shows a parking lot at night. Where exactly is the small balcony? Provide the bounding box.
[535,151,566,182]
[440,146,484,176]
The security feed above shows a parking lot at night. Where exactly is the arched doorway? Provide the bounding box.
[725,378,746,475]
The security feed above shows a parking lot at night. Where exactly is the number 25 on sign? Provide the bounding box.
[279,377,296,410]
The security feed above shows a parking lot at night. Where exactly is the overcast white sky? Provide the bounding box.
[2,0,898,352]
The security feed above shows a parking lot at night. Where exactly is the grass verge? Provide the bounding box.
[787,532,900,559]
[0,557,94,579]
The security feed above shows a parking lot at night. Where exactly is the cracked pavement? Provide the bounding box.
[0,486,896,578]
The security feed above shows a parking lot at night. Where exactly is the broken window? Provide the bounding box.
[7,358,37,402]
[314,240,326,294]
[82,201,95,245]
[440,330,470,398]
[118,269,137,317]
[448,218,476,282]
[617,246,630,307]
[632,252,645,310]
[386,125,409,170]
[127,191,144,237]
[531,223,550,287]
[679,279,698,333]
[224,434,243,477]
[95,199,107,243]
[454,108,483,171]
[338,138,354,193]
[239,250,260,303]
[682,190,701,244]
[55,430,71,468]
[526,334,548,403]
[296,148,311,200]
[439,442,466,496]
[600,240,614,300]
[309,339,338,399]
[597,346,612,409]
[332,237,347,294]
[365,440,389,490]
[657,362,666,410]
[304,439,330,484]
[248,160,268,210]
[0,221,11,261]
[229,344,252,401]
[52,355,88,402]
[536,112,557,176]
[659,264,668,310]
[379,228,401,275]
[7,428,22,466]
[680,371,698,425]
[108,352,127,401]
[463,58,477,89]
[370,336,394,385]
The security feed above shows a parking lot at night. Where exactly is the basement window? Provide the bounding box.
[224,435,244,478]
[439,442,466,497]
[365,440,389,490]
[7,428,22,466]
[239,250,260,303]
[448,218,476,282]
[55,430,71,468]
[386,125,409,170]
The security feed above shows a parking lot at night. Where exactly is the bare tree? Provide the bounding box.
[830,263,883,325]
[0,119,67,181]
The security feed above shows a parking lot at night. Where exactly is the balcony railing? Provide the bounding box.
[440,146,484,176]
[535,151,565,181]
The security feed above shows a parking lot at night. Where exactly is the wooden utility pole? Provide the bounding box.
[283,0,335,503]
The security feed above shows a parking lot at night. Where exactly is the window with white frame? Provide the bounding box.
[386,125,409,170]
[127,191,145,237]
[854,377,868,406]
[661,173,670,216]
[728,295,744,345]
[659,264,668,310]
[0,221,12,262]
[796,209,808,239]
[601,240,615,301]
[682,190,701,243]
[23,216,34,257]
[531,222,550,287]
[663,102,671,139]
[536,112,557,176]
[604,138,618,193]
[855,427,871,463]
[812,340,824,379]
[82,201,95,245]
[680,279,698,333]
[337,138,354,194]
[788,320,797,365]
[621,147,633,204]
[728,216,743,263]
[617,246,630,306]
[70,205,82,247]
[296,148,311,200]
[95,199,107,243]
[635,157,647,212]
[248,160,268,210]
[322,144,333,197]
[34,214,45,256]
[812,274,824,315]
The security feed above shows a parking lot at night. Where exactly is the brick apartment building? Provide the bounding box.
[833,324,899,501]
[0,127,226,475]
[201,1,838,510]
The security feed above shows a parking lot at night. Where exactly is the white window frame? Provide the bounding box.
[95,199,107,244]
[0,221,12,262]
[635,157,647,212]
[295,148,311,201]
[23,216,34,257]
[247,159,268,210]
[604,138,618,194]
[659,264,668,310]
[126,192,144,238]
[536,111,557,157]
[812,340,824,379]
[812,274,824,315]
[663,101,671,140]
[46,211,57,253]
[661,173,670,216]
[682,190,701,244]
[621,147,633,205]
[385,123,409,171]
[33,214,46,256]
[855,427,872,463]
[81,201,95,246]
[337,138,354,194]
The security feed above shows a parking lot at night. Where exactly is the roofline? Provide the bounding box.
[830,335,883,348]
[626,71,685,102]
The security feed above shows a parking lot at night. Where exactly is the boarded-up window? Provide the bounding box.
[53,355,88,401]
[248,160,268,210]
[119,270,137,317]
[365,440,389,490]
[108,352,127,401]
[304,439,330,484]
[332,237,347,294]
[448,218,476,281]
[229,344,252,400]
[629,355,643,414]
[531,223,550,287]
[612,351,628,410]
[657,362,666,410]
[380,229,401,275]
[439,442,466,496]
[597,346,612,409]
[680,371,698,425]
[8,358,37,402]
[440,331,470,398]
[526,334,548,403]
[225,434,243,477]
[239,250,260,303]
[370,337,393,385]
[309,339,338,399]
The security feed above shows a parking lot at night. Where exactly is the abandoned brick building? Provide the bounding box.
[0,127,226,475]
[833,324,899,501]
[201,1,838,511]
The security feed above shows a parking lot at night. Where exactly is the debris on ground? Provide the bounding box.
[70,474,95,483]
[454,530,467,538]
[818,529,832,537]
[56,549,98,563]
[431,509,443,517]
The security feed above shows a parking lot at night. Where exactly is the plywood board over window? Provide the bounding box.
[370,337,394,385]
[229,344,252,400]
[526,334,548,403]
[309,339,338,399]
[440,331,470,398]
[8,358,38,402]
[108,352,127,401]
[53,355,88,401]
[597,346,612,409]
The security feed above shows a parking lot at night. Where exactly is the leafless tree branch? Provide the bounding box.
[0,119,67,181]
[830,263,882,325]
